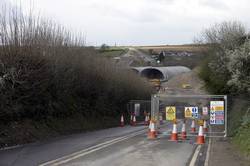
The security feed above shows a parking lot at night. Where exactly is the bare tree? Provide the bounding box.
[200,21,246,50]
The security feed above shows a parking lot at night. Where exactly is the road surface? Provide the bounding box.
[0,121,203,166]
[0,65,210,166]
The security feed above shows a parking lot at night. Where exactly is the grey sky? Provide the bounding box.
[5,0,250,46]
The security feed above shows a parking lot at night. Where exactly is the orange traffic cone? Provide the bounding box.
[120,115,124,127]
[181,121,187,140]
[196,125,205,144]
[147,115,150,124]
[191,120,196,133]
[144,115,148,125]
[130,114,133,126]
[203,120,208,132]
[148,119,152,132]
[159,114,163,125]
[170,121,178,141]
[133,115,136,126]
[148,120,157,139]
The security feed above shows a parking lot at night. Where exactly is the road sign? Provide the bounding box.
[184,107,198,118]
[192,107,199,119]
[202,107,208,115]
[198,119,204,126]
[184,107,192,118]
[210,101,224,125]
[166,106,176,120]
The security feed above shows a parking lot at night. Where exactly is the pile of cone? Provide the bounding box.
[148,120,157,139]
[166,119,206,144]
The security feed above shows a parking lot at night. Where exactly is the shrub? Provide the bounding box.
[233,107,250,156]
[99,44,110,52]
[0,5,152,125]
[226,41,250,94]
[197,21,248,94]
[199,21,246,50]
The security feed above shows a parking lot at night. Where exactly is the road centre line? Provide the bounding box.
[204,126,213,166]
[39,130,146,166]
[189,145,201,166]
[204,138,211,166]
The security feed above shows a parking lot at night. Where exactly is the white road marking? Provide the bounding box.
[189,145,201,166]
[39,130,146,166]
[0,144,23,151]
[204,138,212,166]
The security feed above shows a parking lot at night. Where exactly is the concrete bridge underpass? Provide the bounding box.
[131,66,190,81]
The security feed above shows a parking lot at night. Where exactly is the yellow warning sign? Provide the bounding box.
[210,105,224,111]
[166,106,176,120]
[215,106,224,111]
[184,107,192,118]
[198,120,204,126]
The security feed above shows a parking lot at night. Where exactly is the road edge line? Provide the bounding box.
[39,130,146,166]
[52,132,143,165]
[0,144,24,151]
[189,145,201,166]
[204,138,211,166]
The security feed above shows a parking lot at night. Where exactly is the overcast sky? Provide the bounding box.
[4,0,250,46]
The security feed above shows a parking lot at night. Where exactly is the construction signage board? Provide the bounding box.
[184,107,193,118]
[202,107,208,116]
[210,101,224,125]
[166,106,176,120]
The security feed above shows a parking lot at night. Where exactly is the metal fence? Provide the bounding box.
[127,100,151,123]
[151,94,227,137]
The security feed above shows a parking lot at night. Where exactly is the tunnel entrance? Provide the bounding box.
[141,68,164,79]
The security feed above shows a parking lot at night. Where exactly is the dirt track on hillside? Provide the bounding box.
[160,67,207,95]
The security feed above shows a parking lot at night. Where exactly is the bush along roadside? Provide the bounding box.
[0,5,153,147]
[232,107,250,158]
[197,21,250,158]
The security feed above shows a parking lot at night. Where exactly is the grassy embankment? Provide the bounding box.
[0,7,152,147]
[99,47,128,57]
[229,98,250,157]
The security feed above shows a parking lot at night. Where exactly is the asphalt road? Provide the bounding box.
[0,121,201,166]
